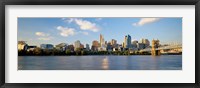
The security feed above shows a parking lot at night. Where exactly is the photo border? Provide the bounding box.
[0,0,199,88]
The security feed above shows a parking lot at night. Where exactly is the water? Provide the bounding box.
[18,55,182,70]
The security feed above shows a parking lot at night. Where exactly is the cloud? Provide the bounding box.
[57,26,76,37]
[61,18,100,32]
[74,19,100,32]
[35,32,53,41]
[62,18,74,23]
[133,18,160,26]
[35,32,49,37]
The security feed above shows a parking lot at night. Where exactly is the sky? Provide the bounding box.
[18,17,182,47]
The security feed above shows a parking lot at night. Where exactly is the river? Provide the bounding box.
[18,55,182,70]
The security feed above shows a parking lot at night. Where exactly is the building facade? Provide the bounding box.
[100,34,105,47]
[18,41,28,51]
[74,40,81,50]
[124,35,131,48]
[55,43,68,51]
[40,44,54,49]
[92,40,99,51]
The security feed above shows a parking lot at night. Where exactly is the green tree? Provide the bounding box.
[33,47,42,55]
[65,49,71,55]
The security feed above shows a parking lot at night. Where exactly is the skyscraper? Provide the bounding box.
[92,40,99,51]
[74,40,81,50]
[100,34,105,47]
[123,35,131,48]
[40,44,54,50]
[140,38,150,48]
[111,39,117,45]
[86,44,90,50]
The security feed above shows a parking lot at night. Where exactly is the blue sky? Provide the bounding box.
[18,17,182,47]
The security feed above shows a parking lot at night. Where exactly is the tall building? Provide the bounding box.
[67,44,74,51]
[123,35,131,48]
[123,37,127,48]
[100,34,105,47]
[40,44,54,49]
[86,44,90,50]
[55,43,68,51]
[132,40,138,48]
[140,38,150,48]
[106,42,112,51]
[111,39,117,45]
[80,44,84,49]
[74,40,81,50]
[92,40,99,51]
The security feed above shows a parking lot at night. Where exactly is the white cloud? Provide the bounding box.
[35,32,49,37]
[57,26,76,37]
[67,18,74,23]
[133,18,160,26]
[35,32,53,41]
[61,18,100,32]
[61,18,74,23]
[74,19,100,32]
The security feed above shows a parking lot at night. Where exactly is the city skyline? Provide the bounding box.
[18,17,182,47]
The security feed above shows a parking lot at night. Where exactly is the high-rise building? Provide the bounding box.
[92,40,99,47]
[111,39,117,45]
[140,38,150,48]
[123,35,131,48]
[74,40,81,50]
[100,34,105,47]
[80,44,84,49]
[55,43,68,51]
[132,40,138,48]
[40,44,54,49]
[92,40,99,51]
[106,42,112,51]
[86,44,90,50]
[123,37,127,48]
[110,39,117,48]
[67,45,74,51]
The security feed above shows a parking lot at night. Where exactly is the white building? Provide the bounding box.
[18,41,28,51]
[74,40,81,50]
[98,45,107,51]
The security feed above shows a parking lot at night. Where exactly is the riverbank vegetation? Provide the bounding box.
[18,48,181,56]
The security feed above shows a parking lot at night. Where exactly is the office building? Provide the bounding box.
[55,43,68,51]
[124,35,131,48]
[18,41,28,51]
[74,40,81,50]
[40,44,54,49]
[100,34,105,47]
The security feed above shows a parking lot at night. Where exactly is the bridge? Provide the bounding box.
[139,44,182,52]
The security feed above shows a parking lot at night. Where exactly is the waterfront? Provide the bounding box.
[18,55,182,70]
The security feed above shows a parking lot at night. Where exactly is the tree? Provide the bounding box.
[33,47,42,55]
[65,49,71,55]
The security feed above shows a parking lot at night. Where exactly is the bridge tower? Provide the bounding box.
[151,39,160,56]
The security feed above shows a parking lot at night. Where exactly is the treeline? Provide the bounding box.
[18,48,151,56]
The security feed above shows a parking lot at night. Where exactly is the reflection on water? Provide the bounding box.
[18,55,182,70]
[102,57,109,70]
